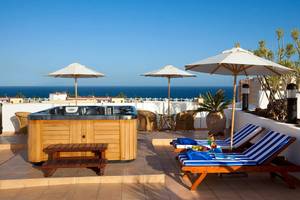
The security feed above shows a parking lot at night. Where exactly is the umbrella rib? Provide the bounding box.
[264,66,282,76]
[237,64,247,76]
[210,64,223,74]
[185,65,199,71]
[222,64,235,74]
[231,64,236,73]
[238,65,254,76]
[243,68,248,76]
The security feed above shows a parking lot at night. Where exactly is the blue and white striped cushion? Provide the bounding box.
[173,123,262,149]
[179,131,293,167]
[205,131,291,160]
[226,124,262,148]
[246,132,291,164]
[204,131,282,159]
[224,123,254,143]
[178,154,257,166]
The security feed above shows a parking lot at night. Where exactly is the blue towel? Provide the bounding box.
[209,148,222,153]
[176,138,197,145]
[186,150,212,160]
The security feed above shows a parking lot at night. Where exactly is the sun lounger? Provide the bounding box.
[171,123,263,152]
[177,131,300,190]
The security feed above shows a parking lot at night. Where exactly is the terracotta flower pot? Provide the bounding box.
[206,112,226,135]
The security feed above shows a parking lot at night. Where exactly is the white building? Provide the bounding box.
[49,92,67,101]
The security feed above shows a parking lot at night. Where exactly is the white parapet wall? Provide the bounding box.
[1,103,54,134]
[134,101,198,115]
[1,101,200,134]
[194,112,208,129]
[232,110,300,166]
[1,102,114,134]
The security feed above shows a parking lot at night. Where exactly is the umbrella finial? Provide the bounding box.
[234,42,241,48]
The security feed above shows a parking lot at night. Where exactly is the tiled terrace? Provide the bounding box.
[0,131,300,200]
[0,135,163,179]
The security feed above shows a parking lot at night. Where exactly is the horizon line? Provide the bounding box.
[0,85,233,87]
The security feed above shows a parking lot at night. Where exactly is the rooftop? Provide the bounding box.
[0,131,300,200]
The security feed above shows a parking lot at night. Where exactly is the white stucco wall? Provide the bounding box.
[135,101,198,115]
[194,112,208,129]
[257,91,269,109]
[1,101,199,134]
[1,103,55,133]
[257,91,300,112]
[231,110,300,166]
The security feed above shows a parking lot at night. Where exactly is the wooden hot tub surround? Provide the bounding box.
[28,106,137,163]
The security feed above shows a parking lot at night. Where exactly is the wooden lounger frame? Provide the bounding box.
[172,127,265,153]
[180,137,300,190]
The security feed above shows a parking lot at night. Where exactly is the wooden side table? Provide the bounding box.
[41,143,108,177]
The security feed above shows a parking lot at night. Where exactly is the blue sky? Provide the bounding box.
[0,0,299,86]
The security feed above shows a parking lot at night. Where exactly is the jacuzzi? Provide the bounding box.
[28,105,138,163]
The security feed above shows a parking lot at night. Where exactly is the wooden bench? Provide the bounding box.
[41,143,108,177]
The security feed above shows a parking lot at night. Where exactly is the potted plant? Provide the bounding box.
[198,89,230,135]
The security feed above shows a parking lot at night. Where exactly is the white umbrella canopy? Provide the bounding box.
[49,63,105,102]
[143,65,196,115]
[185,47,293,149]
[186,47,292,76]
[144,65,197,78]
[49,63,105,78]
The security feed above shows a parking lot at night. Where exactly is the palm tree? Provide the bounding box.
[198,89,230,113]
[198,89,230,135]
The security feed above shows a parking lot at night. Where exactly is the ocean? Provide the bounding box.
[0,86,233,99]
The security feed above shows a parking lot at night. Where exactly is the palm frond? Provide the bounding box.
[197,89,229,113]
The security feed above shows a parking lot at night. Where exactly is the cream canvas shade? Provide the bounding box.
[49,63,105,102]
[186,47,291,76]
[185,47,293,149]
[49,63,104,78]
[144,64,197,78]
[143,65,196,116]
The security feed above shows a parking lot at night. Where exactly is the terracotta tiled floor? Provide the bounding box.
[0,134,163,179]
[1,173,300,200]
[1,132,300,200]
[0,135,27,144]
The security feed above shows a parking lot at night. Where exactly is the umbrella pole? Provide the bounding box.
[168,77,171,116]
[74,77,78,105]
[230,74,237,150]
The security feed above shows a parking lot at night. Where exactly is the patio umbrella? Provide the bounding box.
[142,65,196,116]
[49,63,105,103]
[185,47,293,149]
